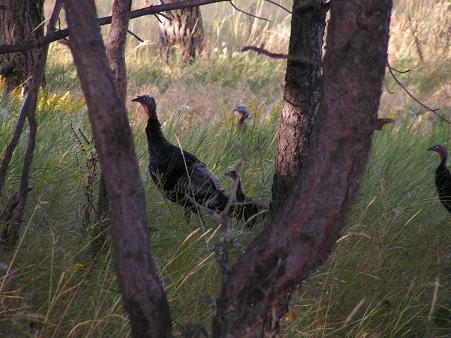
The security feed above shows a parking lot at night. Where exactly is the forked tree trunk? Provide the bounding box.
[0,0,44,95]
[159,0,204,69]
[213,0,393,336]
[65,1,172,336]
[271,0,326,210]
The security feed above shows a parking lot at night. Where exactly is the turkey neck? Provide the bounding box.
[438,152,448,171]
[145,113,168,151]
[236,179,246,201]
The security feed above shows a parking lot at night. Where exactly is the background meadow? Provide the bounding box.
[0,0,450,336]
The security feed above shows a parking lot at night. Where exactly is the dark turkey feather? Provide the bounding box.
[428,144,451,213]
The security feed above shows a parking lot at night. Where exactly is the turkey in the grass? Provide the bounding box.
[133,95,232,221]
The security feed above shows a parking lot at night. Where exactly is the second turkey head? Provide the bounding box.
[233,104,250,127]
[428,144,448,164]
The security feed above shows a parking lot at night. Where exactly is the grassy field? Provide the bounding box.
[1,0,450,337]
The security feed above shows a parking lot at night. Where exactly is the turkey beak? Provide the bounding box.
[427,146,435,152]
[132,96,141,103]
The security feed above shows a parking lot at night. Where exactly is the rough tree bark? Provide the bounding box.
[213,0,393,336]
[93,0,132,255]
[0,0,44,95]
[106,0,131,101]
[64,1,172,337]
[159,0,204,69]
[271,0,326,210]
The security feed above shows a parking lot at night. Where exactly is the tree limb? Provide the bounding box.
[387,62,449,124]
[229,1,271,22]
[241,45,317,65]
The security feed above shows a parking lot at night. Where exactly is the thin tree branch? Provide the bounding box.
[154,12,173,21]
[387,62,449,124]
[127,29,144,43]
[0,0,230,54]
[153,13,163,23]
[241,45,317,65]
[389,66,410,74]
[264,0,292,14]
[229,1,271,22]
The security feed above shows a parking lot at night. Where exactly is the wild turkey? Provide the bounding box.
[224,169,268,227]
[428,144,451,213]
[133,95,232,222]
[233,104,250,128]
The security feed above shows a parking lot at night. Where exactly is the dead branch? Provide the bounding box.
[229,1,271,22]
[127,29,144,43]
[387,62,449,124]
[264,0,292,14]
[389,66,410,74]
[241,45,317,65]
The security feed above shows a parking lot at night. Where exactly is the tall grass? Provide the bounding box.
[1,0,450,336]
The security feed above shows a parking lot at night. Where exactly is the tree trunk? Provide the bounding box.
[271,0,326,210]
[106,0,131,102]
[64,1,172,337]
[159,0,204,69]
[0,0,43,95]
[213,0,393,336]
[93,0,132,255]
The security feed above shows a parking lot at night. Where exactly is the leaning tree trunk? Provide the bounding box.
[92,0,132,256]
[159,0,204,69]
[0,0,44,95]
[213,0,393,336]
[65,1,172,336]
[271,0,326,211]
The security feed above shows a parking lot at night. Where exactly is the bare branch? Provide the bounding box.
[373,118,396,130]
[154,12,173,21]
[152,13,163,24]
[229,1,271,22]
[387,62,449,124]
[389,65,410,74]
[127,29,144,43]
[241,45,317,65]
[264,0,292,14]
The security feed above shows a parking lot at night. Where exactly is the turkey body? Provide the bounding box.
[428,144,451,214]
[225,170,268,227]
[434,161,451,213]
[146,118,229,217]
